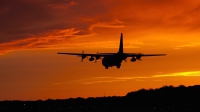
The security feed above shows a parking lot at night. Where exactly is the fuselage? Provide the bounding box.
[102,53,125,69]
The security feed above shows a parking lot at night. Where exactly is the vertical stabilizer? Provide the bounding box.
[118,33,123,53]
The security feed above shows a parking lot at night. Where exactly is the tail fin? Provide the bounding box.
[118,33,123,53]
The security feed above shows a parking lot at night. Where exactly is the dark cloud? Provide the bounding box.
[0,0,56,43]
[105,0,200,32]
[1,0,200,54]
[0,0,109,43]
[0,0,116,54]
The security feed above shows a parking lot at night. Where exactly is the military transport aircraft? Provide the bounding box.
[57,33,167,69]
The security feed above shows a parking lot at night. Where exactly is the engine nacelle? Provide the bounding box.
[130,57,136,62]
[136,55,141,60]
[89,57,94,61]
[123,56,127,60]
[82,55,86,59]
[95,55,100,60]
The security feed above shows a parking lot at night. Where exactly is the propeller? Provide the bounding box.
[80,51,86,62]
[136,52,142,61]
[95,52,100,63]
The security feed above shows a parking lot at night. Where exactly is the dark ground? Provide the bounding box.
[1,85,200,112]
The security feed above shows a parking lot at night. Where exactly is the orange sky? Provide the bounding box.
[0,0,200,100]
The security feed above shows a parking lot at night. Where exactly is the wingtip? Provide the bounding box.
[161,54,167,56]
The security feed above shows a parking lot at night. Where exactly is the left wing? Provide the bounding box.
[57,52,112,57]
[57,52,113,62]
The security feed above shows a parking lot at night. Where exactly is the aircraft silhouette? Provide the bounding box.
[57,33,167,69]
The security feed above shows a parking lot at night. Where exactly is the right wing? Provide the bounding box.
[124,53,167,57]
[99,53,167,57]
[57,52,114,62]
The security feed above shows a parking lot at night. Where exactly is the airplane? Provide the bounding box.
[57,33,167,69]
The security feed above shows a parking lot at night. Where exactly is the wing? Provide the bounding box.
[57,52,113,62]
[125,53,167,57]
[124,53,166,61]
[98,53,167,57]
[57,52,112,57]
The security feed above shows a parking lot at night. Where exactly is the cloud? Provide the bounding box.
[82,76,149,85]
[1,0,200,54]
[82,79,126,85]
[0,28,86,54]
[0,0,123,54]
[82,71,200,84]
[89,19,125,30]
[115,76,147,80]
[173,43,200,49]
[48,1,77,9]
[105,0,200,32]
[152,71,200,77]
[52,82,64,85]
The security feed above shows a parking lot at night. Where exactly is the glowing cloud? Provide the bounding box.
[153,71,200,77]
[89,19,125,31]
[82,71,200,84]
[0,28,84,54]
[173,43,200,49]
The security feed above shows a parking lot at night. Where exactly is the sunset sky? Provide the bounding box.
[0,0,200,100]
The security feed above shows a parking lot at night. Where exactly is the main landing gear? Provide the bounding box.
[105,64,121,69]
[116,64,121,69]
[105,66,109,69]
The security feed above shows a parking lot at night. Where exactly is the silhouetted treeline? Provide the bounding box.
[1,85,200,112]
